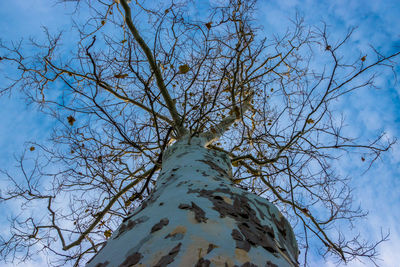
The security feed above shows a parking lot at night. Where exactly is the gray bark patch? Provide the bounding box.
[234,263,258,267]
[200,170,210,177]
[151,218,169,233]
[94,261,109,267]
[154,242,182,267]
[118,252,142,267]
[198,159,229,178]
[271,213,287,237]
[187,188,277,254]
[231,229,251,251]
[238,222,276,253]
[178,202,208,223]
[266,260,278,267]
[255,199,298,260]
[165,232,184,241]
[177,181,188,187]
[114,216,149,239]
[195,258,211,267]
[176,151,190,158]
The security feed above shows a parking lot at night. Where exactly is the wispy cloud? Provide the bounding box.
[257,0,400,266]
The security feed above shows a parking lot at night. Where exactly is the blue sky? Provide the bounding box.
[1,0,399,266]
[258,1,400,266]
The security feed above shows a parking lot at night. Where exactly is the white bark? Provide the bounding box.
[201,92,254,147]
[86,137,298,266]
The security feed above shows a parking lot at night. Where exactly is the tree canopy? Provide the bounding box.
[0,0,399,266]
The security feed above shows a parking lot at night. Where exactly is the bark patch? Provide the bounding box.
[266,261,278,267]
[188,188,276,253]
[255,198,299,262]
[176,151,190,158]
[198,159,229,178]
[271,213,286,237]
[177,181,188,187]
[119,252,142,267]
[231,229,251,251]
[195,257,211,267]
[178,202,208,223]
[94,261,109,267]
[165,225,187,241]
[151,218,169,233]
[115,216,149,239]
[235,262,258,267]
[154,242,182,267]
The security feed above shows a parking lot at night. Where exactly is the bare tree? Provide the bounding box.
[0,0,398,266]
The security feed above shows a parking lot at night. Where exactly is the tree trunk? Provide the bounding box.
[86,137,299,267]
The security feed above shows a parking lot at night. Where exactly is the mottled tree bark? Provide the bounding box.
[86,137,299,266]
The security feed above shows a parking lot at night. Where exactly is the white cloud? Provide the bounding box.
[258,1,400,266]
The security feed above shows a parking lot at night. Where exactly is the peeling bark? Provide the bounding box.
[86,137,298,266]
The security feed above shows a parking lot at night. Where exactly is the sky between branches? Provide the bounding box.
[0,0,399,266]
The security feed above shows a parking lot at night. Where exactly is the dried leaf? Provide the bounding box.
[248,168,260,176]
[306,118,314,124]
[124,200,131,207]
[114,73,128,79]
[67,115,76,126]
[361,56,366,62]
[223,87,231,93]
[178,64,190,74]
[301,208,309,214]
[101,20,105,25]
[29,146,35,151]
[325,45,331,51]
[361,157,365,162]
[205,22,212,30]
[104,230,112,238]
[160,63,166,71]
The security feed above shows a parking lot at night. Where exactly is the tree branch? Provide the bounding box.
[119,0,187,138]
